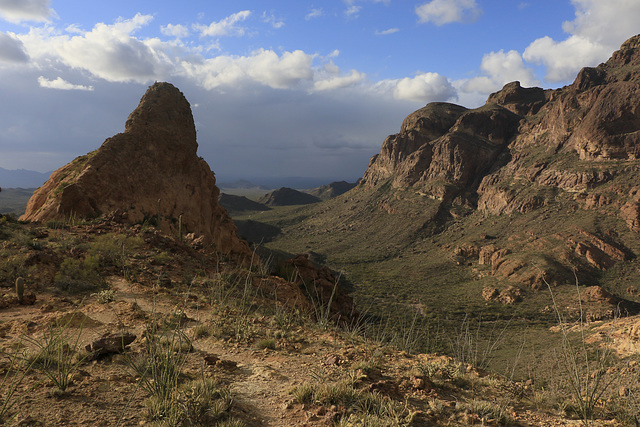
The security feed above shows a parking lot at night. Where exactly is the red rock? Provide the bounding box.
[20,82,251,261]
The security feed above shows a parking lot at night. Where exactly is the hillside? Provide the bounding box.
[0,214,637,426]
[230,36,640,398]
[0,188,35,216]
[306,181,357,200]
[259,187,321,206]
[219,193,270,215]
[253,35,640,316]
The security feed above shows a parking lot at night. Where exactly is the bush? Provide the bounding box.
[54,255,105,293]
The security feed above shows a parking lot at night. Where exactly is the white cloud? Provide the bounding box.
[181,49,315,90]
[195,10,251,38]
[564,0,640,47]
[0,32,28,63]
[523,35,610,82]
[416,0,482,25]
[314,69,366,91]
[0,0,54,24]
[462,49,539,93]
[379,72,457,102]
[161,24,190,39]
[376,28,400,35]
[523,0,640,82]
[38,76,94,91]
[262,12,284,29]
[305,8,323,20]
[18,14,175,83]
[345,5,361,17]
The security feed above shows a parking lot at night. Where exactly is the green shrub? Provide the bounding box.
[256,338,276,350]
[54,254,105,293]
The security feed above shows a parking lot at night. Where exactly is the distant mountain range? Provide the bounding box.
[218,176,356,190]
[0,167,50,188]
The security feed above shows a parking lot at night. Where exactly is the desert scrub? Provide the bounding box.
[191,323,211,339]
[256,338,276,350]
[54,254,105,293]
[127,310,192,404]
[91,289,117,304]
[0,340,42,423]
[291,380,412,424]
[25,314,88,392]
[545,276,618,426]
[456,398,513,425]
[88,233,144,267]
[144,377,235,425]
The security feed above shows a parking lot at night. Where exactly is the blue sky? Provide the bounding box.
[0,0,639,184]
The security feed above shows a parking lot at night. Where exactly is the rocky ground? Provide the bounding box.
[0,216,639,426]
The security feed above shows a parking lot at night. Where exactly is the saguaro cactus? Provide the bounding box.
[15,277,24,303]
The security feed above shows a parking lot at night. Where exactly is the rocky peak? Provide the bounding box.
[21,82,251,260]
[605,34,640,68]
[485,81,547,115]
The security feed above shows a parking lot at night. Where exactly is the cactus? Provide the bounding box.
[15,277,24,303]
[178,214,183,242]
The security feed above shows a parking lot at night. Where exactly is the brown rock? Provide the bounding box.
[20,82,251,261]
[281,254,357,323]
[87,332,136,356]
[584,286,619,305]
[482,287,499,301]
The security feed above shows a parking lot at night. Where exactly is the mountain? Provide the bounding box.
[20,82,250,260]
[0,167,50,188]
[219,193,270,214]
[217,179,270,190]
[356,34,640,293]
[256,35,640,321]
[258,187,321,206]
[306,180,357,200]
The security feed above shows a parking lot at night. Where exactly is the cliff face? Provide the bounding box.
[362,34,640,217]
[21,82,250,259]
[356,34,640,296]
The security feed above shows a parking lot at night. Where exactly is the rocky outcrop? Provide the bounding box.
[280,254,357,323]
[361,103,520,201]
[21,82,250,260]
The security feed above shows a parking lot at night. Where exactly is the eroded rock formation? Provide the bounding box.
[358,34,640,300]
[21,82,250,259]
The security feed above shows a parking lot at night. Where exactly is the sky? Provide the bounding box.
[0,0,639,184]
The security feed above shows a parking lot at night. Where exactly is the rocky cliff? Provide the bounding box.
[356,34,640,301]
[21,82,250,259]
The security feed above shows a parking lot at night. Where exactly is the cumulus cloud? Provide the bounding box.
[0,32,28,63]
[0,0,54,24]
[314,69,366,91]
[523,0,640,82]
[378,72,456,102]
[161,24,190,39]
[195,10,251,37]
[18,14,174,83]
[523,35,610,82]
[305,8,323,20]
[38,76,94,91]
[416,0,482,25]
[181,49,315,90]
[376,28,399,35]
[462,49,539,93]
